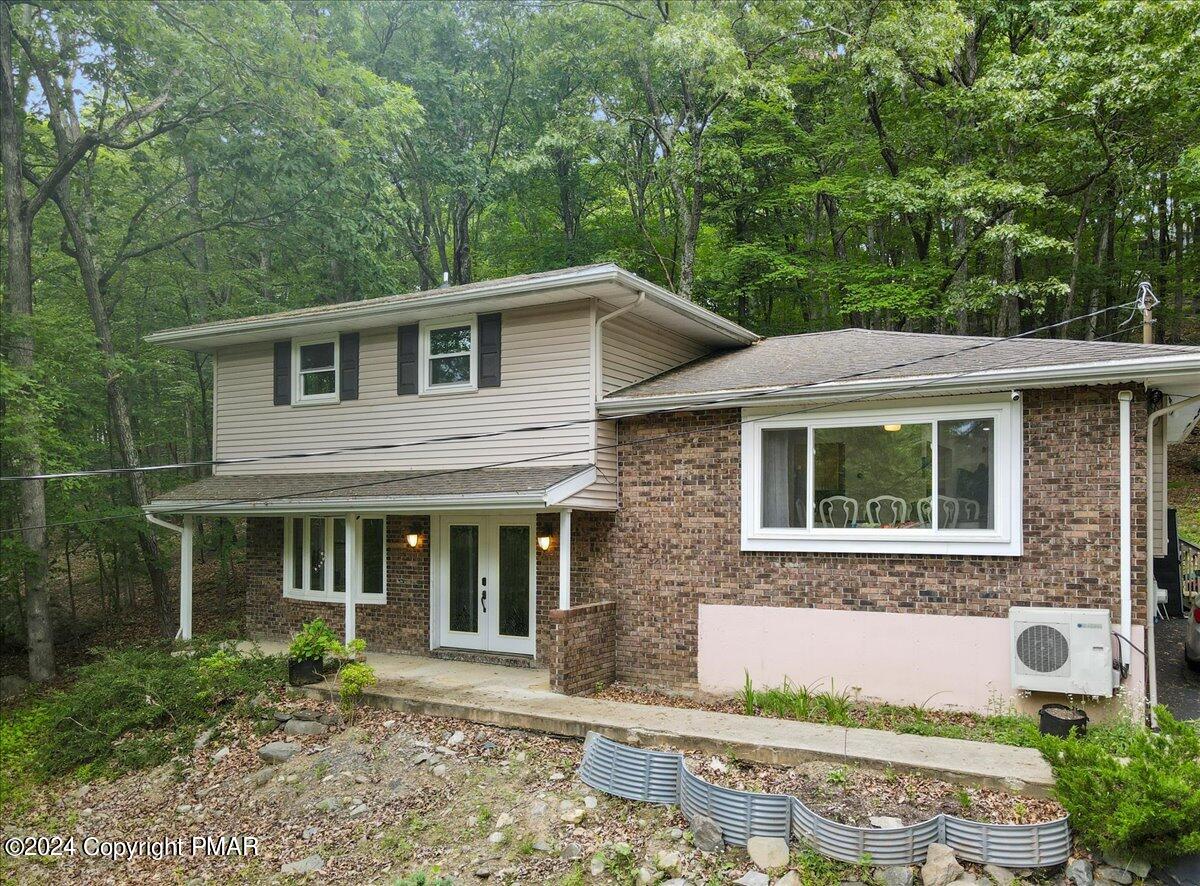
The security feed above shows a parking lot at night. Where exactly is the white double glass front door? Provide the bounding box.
[437,515,536,655]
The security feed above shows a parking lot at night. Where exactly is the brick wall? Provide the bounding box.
[547,601,616,695]
[570,386,1151,690]
[245,514,431,654]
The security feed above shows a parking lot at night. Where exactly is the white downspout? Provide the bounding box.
[558,509,572,610]
[1145,391,1200,719]
[145,512,193,641]
[594,291,646,398]
[1117,391,1132,680]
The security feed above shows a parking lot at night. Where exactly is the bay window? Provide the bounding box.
[285,515,387,602]
[743,399,1020,555]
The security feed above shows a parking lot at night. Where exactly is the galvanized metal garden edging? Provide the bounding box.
[579,731,1069,868]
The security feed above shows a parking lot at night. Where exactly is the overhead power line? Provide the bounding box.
[2,300,1138,483]
[0,315,1140,537]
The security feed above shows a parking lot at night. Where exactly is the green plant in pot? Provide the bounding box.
[287,619,339,685]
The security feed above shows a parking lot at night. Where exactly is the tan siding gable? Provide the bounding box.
[601,312,707,395]
[213,301,594,475]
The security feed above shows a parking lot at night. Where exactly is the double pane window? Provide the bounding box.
[286,516,386,601]
[295,340,337,402]
[421,318,476,392]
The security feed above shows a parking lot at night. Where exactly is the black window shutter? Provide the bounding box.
[478,312,502,388]
[397,324,419,395]
[272,340,291,406]
[339,332,360,401]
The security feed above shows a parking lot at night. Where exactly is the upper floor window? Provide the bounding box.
[741,398,1021,555]
[420,316,476,394]
[294,338,339,404]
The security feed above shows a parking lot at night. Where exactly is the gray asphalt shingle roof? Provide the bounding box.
[605,329,1200,400]
[152,464,591,507]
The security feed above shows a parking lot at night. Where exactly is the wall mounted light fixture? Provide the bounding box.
[537,534,553,551]
[883,423,903,432]
[406,532,423,548]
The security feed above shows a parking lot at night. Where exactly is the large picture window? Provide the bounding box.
[284,515,386,603]
[420,316,476,393]
[743,399,1020,555]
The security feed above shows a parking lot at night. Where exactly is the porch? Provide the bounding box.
[240,639,1055,796]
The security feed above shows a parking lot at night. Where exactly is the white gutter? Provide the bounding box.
[594,292,645,397]
[144,265,757,350]
[598,353,1200,415]
[145,512,183,533]
[1145,390,1200,720]
[1117,391,1132,681]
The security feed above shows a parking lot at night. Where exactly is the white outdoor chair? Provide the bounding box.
[957,499,980,522]
[818,495,858,528]
[866,495,908,526]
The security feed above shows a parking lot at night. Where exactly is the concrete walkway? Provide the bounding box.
[248,641,1054,797]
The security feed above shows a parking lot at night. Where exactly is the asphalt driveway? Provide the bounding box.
[1154,616,1200,720]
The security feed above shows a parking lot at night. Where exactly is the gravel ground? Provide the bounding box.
[4,693,1064,885]
[1154,616,1200,720]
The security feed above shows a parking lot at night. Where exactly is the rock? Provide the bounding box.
[435,746,456,756]
[347,803,368,818]
[474,866,491,879]
[560,807,586,825]
[284,719,328,737]
[176,804,193,814]
[514,751,527,762]
[256,718,279,733]
[257,740,300,764]
[487,831,506,845]
[250,691,271,708]
[561,842,583,861]
[983,864,1016,885]
[291,709,321,721]
[558,799,576,813]
[774,875,803,886]
[302,826,318,839]
[746,836,789,871]
[708,756,729,774]
[636,867,657,885]
[481,740,496,751]
[876,866,915,886]
[921,844,965,886]
[1095,868,1132,886]
[1066,859,1094,886]
[251,769,274,787]
[656,849,681,873]
[495,812,514,829]
[589,854,606,876]
[690,813,724,852]
[318,711,344,727]
[869,816,905,829]
[532,839,553,853]
[583,795,598,809]
[316,797,342,813]
[0,675,29,699]
[661,880,691,886]
[211,746,230,763]
[194,727,215,751]
[280,854,325,875]
[549,771,566,781]
[734,873,769,886]
[447,730,465,746]
[1101,855,1151,879]
[530,800,548,816]
[411,750,436,766]
[432,764,447,777]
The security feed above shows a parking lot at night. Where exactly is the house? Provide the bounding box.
[145,263,1200,714]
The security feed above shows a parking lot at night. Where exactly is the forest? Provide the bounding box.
[2,0,1198,681]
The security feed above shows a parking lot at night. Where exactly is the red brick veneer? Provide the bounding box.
[569,386,1151,690]
[547,601,616,695]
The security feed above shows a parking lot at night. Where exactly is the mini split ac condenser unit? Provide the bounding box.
[1009,607,1114,697]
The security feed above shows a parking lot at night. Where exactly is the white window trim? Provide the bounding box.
[292,337,340,405]
[419,315,477,395]
[740,396,1023,556]
[283,514,387,604]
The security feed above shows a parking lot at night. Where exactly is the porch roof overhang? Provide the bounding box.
[145,464,599,515]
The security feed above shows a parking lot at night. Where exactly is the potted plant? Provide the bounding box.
[287,618,338,685]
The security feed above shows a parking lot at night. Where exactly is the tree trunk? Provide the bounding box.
[1062,186,1092,334]
[1172,198,1184,343]
[1,2,55,682]
[51,190,175,636]
[1085,208,1111,341]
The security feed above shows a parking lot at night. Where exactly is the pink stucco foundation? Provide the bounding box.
[697,604,1145,715]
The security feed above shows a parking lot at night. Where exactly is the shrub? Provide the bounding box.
[4,639,284,783]
[338,660,377,710]
[288,618,340,662]
[1042,708,1200,864]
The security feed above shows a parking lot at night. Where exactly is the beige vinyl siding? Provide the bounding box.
[561,419,618,509]
[213,301,595,474]
[601,312,707,395]
[1153,420,1167,556]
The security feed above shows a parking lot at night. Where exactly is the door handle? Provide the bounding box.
[481,588,487,613]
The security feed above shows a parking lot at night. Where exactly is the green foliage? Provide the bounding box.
[392,872,453,886]
[337,661,378,709]
[288,619,340,662]
[1041,708,1200,864]
[1,640,284,786]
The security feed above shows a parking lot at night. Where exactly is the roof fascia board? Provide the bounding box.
[597,353,1200,415]
[146,490,549,515]
[544,466,597,504]
[145,265,757,350]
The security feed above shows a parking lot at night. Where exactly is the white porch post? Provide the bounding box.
[558,509,572,610]
[344,515,357,644]
[180,515,194,641]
